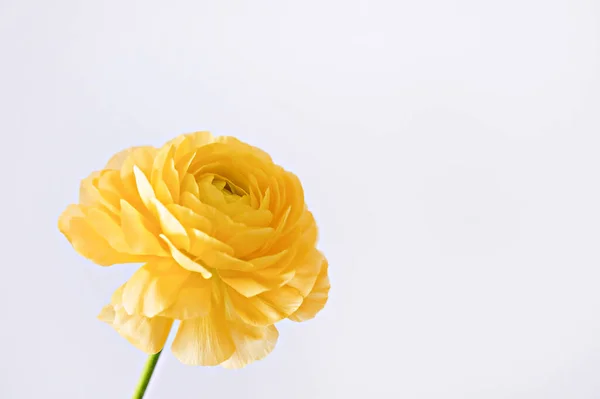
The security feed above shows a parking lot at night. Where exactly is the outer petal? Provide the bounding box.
[151,144,179,204]
[120,199,166,256]
[180,131,215,149]
[217,248,297,297]
[58,204,85,234]
[221,323,279,369]
[78,171,120,217]
[84,208,130,253]
[289,259,330,322]
[58,206,138,266]
[78,172,103,206]
[215,136,273,163]
[105,146,146,170]
[171,286,235,366]
[286,250,323,297]
[119,147,158,214]
[121,259,191,317]
[98,286,172,354]
[227,285,303,326]
[159,273,212,319]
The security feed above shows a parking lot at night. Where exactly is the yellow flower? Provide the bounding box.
[59,132,329,368]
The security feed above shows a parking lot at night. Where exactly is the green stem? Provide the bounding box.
[131,351,163,399]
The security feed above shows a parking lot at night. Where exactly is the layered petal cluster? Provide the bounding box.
[59,132,329,367]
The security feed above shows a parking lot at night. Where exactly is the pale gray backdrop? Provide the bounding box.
[1,0,600,398]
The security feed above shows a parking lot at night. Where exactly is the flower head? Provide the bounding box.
[59,132,329,368]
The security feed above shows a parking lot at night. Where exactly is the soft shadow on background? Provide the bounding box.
[1,1,600,398]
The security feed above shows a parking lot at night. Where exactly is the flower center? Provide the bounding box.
[211,177,246,198]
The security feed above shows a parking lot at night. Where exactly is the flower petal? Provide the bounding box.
[188,228,235,261]
[120,147,157,212]
[218,248,297,297]
[222,323,279,369]
[133,165,156,210]
[79,171,119,216]
[99,286,173,354]
[289,259,330,322]
[219,272,275,297]
[95,170,125,210]
[183,131,215,148]
[122,259,191,317]
[151,198,190,251]
[232,209,273,227]
[181,174,199,197]
[180,191,238,240]
[85,208,129,252]
[159,273,212,319]
[159,234,212,278]
[171,287,235,366]
[105,146,144,170]
[227,285,303,326]
[286,250,323,297]
[249,248,292,270]
[151,145,179,204]
[58,204,85,235]
[59,208,138,266]
[226,227,273,258]
[175,151,197,180]
[120,199,166,256]
[215,136,272,163]
[167,204,214,234]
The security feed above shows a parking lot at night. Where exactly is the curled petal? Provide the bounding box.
[289,259,330,322]
[282,171,305,229]
[120,199,166,256]
[120,147,157,212]
[219,260,295,298]
[79,172,119,216]
[215,136,273,163]
[159,234,212,278]
[105,146,146,170]
[218,247,297,297]
[228,285,303,326]
[98,286,172,354]
[168,204,213,234]
[58,204,85,235]
[151,198,190,250]
[180,192,239,240]
[286,250,324,297]
[175,151,197,181]
[188,228,233,256]
[151,145,179,204]
[122,259,191,317]
[133,165,156,211]
[79,171,103,206]
[219,272,277,298]
[58,206,139,266]
[84,208,129,253]
[249,248,293,270]
[181,131,215,149]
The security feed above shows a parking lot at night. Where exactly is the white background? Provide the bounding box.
[1,0,600,398]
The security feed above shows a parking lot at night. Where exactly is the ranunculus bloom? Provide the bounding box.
[58,132,329,368]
